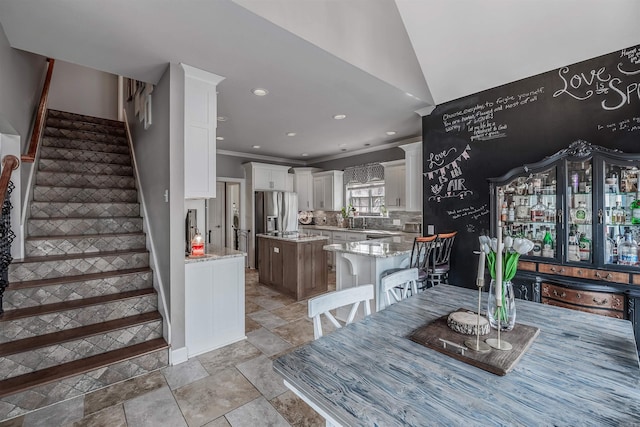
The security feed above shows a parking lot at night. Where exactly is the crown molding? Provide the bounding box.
[416,105,436,116]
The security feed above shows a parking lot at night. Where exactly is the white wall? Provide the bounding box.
[48,60,118,120]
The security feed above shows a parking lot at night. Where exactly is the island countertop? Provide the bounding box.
[256,232,330,243]
[185,245,246,264]
[323,235,415,258]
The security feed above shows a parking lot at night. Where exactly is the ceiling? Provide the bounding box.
[0,0,638,164]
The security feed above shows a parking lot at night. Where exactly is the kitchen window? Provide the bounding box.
[346,181,385,216]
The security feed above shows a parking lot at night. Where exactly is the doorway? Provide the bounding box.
[206,180,243,250]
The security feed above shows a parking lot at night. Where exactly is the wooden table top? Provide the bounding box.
[273,284,640,426]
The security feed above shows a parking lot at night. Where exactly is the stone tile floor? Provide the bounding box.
[1,269,336,427]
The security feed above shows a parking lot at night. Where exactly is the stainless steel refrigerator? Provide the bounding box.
[255,191,298,264]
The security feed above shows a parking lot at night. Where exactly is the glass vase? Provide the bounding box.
[487,279,516,331]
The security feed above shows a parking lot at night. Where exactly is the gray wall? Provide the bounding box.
[48,60,118,120]
[309,147,404,170]
[0,21,45,147]
[217,154,246,179]
[125,68,171,313]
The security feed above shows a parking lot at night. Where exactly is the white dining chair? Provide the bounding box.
[308,284,374,340]
[380,268,419,309]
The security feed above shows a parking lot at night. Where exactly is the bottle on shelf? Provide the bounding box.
[612,199,625,224]
[618,228,638,265]
[501,202,508,222]
[567,224,581,262]
[631,188,640,224]
[571,201,590,224]
[542,227,555,258]
[578,233,591,261]
[530,196,546,222]
[508,202,515,222]
[532,229,543,256]
[516,198,530,220]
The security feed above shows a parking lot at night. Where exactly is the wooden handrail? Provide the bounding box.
[0,155,20,207]
[22,58,55,163]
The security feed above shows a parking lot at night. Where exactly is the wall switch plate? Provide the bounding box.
[273,247,280,253]
[392,219,401,226]
[427,224,435,235]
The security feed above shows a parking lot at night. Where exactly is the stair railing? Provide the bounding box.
[22,58,55,163]
[0,155,19,314]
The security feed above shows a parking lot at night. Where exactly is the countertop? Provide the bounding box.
[300,224,407,237]
[323,236,414,258]
[256,232,330,242]
[185,245,246,264]
[274,284,640,426]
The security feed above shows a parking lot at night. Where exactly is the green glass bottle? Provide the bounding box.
[631,190,640,225]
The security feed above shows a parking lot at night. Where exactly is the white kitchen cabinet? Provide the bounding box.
[400,142,423,212]
[292,167,321,211]
[250,163,290,191]
[312,170,344,211]
[182,64,225,199]
[185,256,245,357]
[381,160,406,210]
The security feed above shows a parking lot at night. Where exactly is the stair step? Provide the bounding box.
[43,126,126,146]
[27,216,143,237]
[33,185,138,203]
[42,135,130,154]
[39,158,133,176]
[0,338,168,405]
[40,146,131,166]
[0,289,158,343]
[3,267,152,311]
[45,117,126,137]
[25,232,146,257]
[30,201,140,219]
[47,109,124,128]
[0,312,162,381]
[9,249,149,283]
[36,171,135,189]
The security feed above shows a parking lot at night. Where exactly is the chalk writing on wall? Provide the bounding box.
[446,204,489,221]
[424,145,473,202]
[441,88,544,141]
[598,116,640,133]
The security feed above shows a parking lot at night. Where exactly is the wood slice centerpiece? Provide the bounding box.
[447,311,490,335]
[410,308,540,376]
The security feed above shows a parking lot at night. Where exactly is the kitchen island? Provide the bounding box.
[257,233,330,300]
[324,235,414,312]
[185,245,246,357]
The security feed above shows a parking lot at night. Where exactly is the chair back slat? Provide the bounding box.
[380,268,419,308]
[433,231,457,266]
[308,284,374,339]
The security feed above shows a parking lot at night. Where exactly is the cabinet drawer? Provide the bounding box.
[632,274,640,286]
[572,267,629,284]
[541,283,624,311]
[538,263,570,276]
[542,297,624,319]
[518,261,537,272]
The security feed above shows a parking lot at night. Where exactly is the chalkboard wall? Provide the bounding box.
[423,44,640,288]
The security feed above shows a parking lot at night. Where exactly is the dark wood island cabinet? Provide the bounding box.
[257,233,329,300]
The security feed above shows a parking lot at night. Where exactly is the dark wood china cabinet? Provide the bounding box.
[489,141,640,352]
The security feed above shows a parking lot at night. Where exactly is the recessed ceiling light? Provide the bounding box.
[252,145,261,149]
[251,88,269,96]
[216,136,224,141]
[301,153,309,157]
[217,116,228,122]
[341,148,347,152]
[385,131,397,136]
[333,114,347,120]
[286,132,297,137]
[364,143,371,147]
[339,143,347,147]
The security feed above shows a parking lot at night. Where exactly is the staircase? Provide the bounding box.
[0,110,168,421]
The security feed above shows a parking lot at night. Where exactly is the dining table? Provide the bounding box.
[273,284,640,426]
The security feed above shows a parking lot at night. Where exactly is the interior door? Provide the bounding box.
[207,182,226,247]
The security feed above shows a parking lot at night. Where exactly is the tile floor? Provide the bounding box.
[1,269,336,427]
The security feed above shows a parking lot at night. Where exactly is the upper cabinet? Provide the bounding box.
[249,163,291,191]
[381,160,406,210]
[312,170,344,211]
[182,64,225,199]
[401,142,423,212]
[292,167,321,211]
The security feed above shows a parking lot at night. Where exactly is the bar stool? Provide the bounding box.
[426,231,457,287]
[381,235,437,294]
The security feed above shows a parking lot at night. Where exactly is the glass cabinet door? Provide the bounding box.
[603,161,640,267]
[498,166,558,259]
[566,159,593,264]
